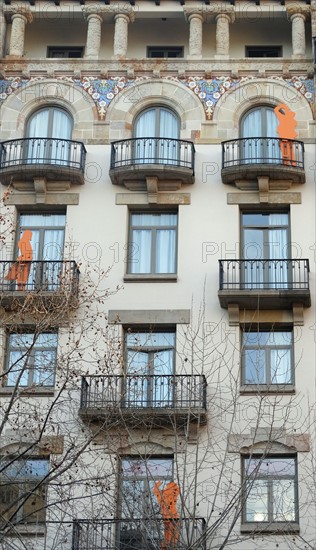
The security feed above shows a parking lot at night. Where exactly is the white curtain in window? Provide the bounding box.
[130,229,152,274]
[134,109,156,164]
[156,229,176,273]
[266,108,280,162]
[27,110,50,162]
[268,213,288,287]
[242,109,262,164]
[270,349,291,384]
[159,109,179,164]
[51,109,72,163]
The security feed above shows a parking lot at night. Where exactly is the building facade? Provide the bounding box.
[0,1,315,549]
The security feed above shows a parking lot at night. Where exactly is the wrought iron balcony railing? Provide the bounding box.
[110,137,195,171]
[0,138,86,173]
[80,374,207,412]
[0,260,79,294]
[222,137,304,169]
[72,517,206,550]
[219,259,310,291]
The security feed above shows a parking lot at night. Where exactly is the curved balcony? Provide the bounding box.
[73,518,206,550]
[218,259,311,309]
[79,374,207,428]
[109,137,195,186]
[0,260,79,311]
[0,138,86,185]
[221,138,305,185]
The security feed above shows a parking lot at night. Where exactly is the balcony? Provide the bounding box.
[221,138,305,185]
[79,374,207,427]
[109,138,195,187]
[218,259,311,309]
[0,260,79,311]
[72,517,206,550]
[0,138,86,185]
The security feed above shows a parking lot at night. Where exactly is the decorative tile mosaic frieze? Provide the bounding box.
[0,75,314,121]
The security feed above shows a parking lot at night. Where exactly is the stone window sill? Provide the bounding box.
[124,274,177,282]
[240,384,295,394]
[0,387,55,397]
[241,522,299,534]
[1,524,46,537]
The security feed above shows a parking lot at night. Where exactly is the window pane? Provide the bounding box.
[273,479,296,521]
[155,229,176,273]
[130,229,152,274]
[20,214,66,228]
[33,350,56,386]
[270,348,291,384]
[126,332,175,348]
[243,349,266,384]
[245,458,295,477]
[245,480,268,521]
[7,350,30,386]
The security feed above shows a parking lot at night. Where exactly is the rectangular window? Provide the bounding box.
[0,459,49,526]
[47,46,84,58]
[125,330,175,407]
[5,332,57,388]
[16,213,66,291]
[241,329,293,386]
[243,456,298,525]
[120,457,173,519]
[241,211,290,289]
[147,46,184,58]
[245,46,282,58]
[128,212,177,276]
[119,457,174,548]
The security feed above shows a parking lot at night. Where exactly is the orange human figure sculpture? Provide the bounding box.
[153,481,180,550]
[4,230,33,290]
[274,104,298,166]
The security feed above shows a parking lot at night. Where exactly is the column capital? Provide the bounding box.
[114,12,135,24]
[183,9,205,23]
[86,13,103,24]
[4,6,33,23]
[113,6,135,23]
[215,11,235,24]
[287,6,309,20]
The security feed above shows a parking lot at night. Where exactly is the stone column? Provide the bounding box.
[187,13,204,58]
[215,12,234,58]
[8,10,32,57]
[113,12,133,58]
[0,12,6,58]
[288,8,308,57]
[85,13,103,59]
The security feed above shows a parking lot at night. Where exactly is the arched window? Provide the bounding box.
[26,107,73,164]
[134,107,179,139]
[241,106,280,163]
[133,107,180,164]
[27,107,73,140]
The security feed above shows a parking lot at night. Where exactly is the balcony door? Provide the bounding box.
[241,212,290,289]
[241,107,280,164]
[26,107,73,164]
[17,213,65,290]
[134,107,179,164]
[124,331,175,408]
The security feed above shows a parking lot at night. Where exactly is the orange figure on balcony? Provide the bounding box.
[274,104,298,166]
[5,230,33,290]
[153,480,180,550]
